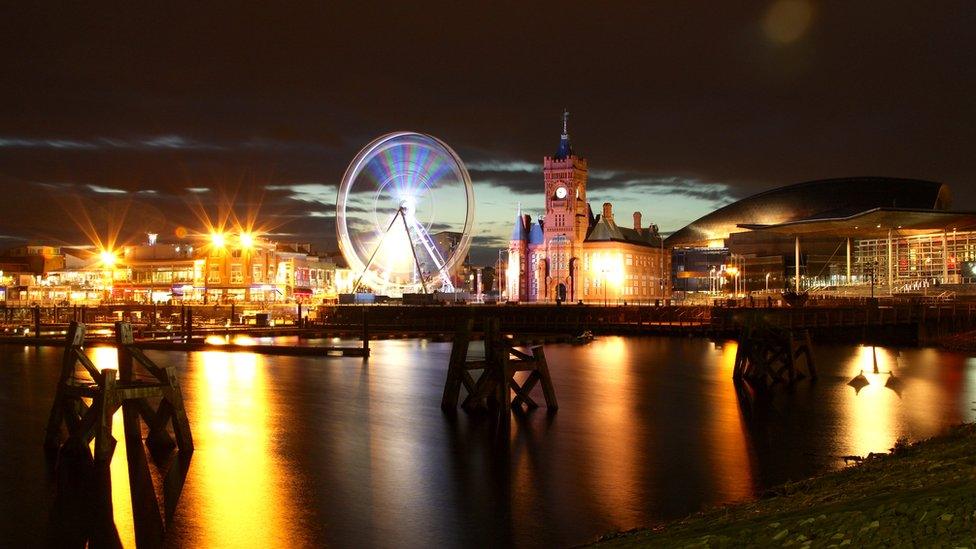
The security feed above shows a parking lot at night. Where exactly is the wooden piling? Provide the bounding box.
[44,321,193,462]
[442,316,557,413]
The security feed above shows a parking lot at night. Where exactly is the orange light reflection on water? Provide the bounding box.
[86,347,137,547]
[708,340,754,502]
[204,334,258,346]
[574,336,642,527]
[842,346,900,456]
[188,350,297,547]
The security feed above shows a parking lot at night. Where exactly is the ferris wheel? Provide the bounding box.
[336,132,475,296]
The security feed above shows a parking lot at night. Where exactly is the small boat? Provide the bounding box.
[574,330,594,344]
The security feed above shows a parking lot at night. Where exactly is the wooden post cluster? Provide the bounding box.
[44,321,193,461]
[441,318,557,412]
[732,323,817,387]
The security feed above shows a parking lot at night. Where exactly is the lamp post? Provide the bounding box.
[726,266,739,297]
[765,272,771,292]
[496,249,502,301]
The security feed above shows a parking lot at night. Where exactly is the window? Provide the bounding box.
[252,264,263,282]
[230,264,244,284]
[208,264,221,284]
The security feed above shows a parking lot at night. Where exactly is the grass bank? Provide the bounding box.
[593,423,976,547]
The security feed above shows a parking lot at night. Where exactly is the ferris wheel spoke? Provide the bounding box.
[407,215,454,290]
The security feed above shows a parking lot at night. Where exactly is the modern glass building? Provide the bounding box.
[666,177,976,295]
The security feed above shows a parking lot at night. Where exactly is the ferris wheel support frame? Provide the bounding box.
[352,206,435,294]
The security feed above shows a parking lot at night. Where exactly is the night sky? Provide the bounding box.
[1,2,974,265]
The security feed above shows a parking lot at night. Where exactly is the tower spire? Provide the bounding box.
[554,108,574,160]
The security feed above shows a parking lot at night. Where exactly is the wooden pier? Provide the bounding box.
[3,299,976,354]
[441,318,558,414]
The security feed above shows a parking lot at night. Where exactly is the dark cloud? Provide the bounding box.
[0,2,973,261]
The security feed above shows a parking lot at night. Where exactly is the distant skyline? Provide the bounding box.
[1,2,973,265]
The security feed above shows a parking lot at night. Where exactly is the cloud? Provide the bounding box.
[470,160,738,207]
[87,184,127,194]
[471,234,509,248]
[266,183,337,205]
[622,177,738,204]
[0,138,98,150]
[0,135,225,151]
[466,160,538,173]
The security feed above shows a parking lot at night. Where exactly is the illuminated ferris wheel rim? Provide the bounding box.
[335,131,475,294]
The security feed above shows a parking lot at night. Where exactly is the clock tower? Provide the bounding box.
[540,109,589,301]
[543,109,588,243]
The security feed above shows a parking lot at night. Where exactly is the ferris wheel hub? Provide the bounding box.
[399,198,417,218]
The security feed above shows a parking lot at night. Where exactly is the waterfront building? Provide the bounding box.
[666,177,976,295]
[0,244,102,305]
[0,244,67,275]
[507,113,670,303]
[0,234,346,306]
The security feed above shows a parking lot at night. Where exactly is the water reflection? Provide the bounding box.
[203,334,258,345]
[85,346,138,545]
[709,341,755,502]
[573,337,642,529]
[183,350,302,547]
[844,346,900,456]
[5,336,975,547]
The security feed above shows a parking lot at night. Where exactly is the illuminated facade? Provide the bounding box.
[666,177,972,295]
[854,229,976,290]
[508,113,670,303]
[0,235,344,306]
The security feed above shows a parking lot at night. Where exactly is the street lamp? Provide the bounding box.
[726,266,739,296]
[99,250,117,267]
[765,272,771,292]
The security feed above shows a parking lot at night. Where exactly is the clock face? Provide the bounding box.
[555,186,568,199]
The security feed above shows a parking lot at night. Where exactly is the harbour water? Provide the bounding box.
[1,336,974,547]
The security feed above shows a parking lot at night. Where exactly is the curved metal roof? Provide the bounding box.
[739,207,976,238]
[665,177,950,247]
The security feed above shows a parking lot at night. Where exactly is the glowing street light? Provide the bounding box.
[211,232,226,248]
[239,232,255,249]
[99,250,117,267]
[726,265,739,295]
